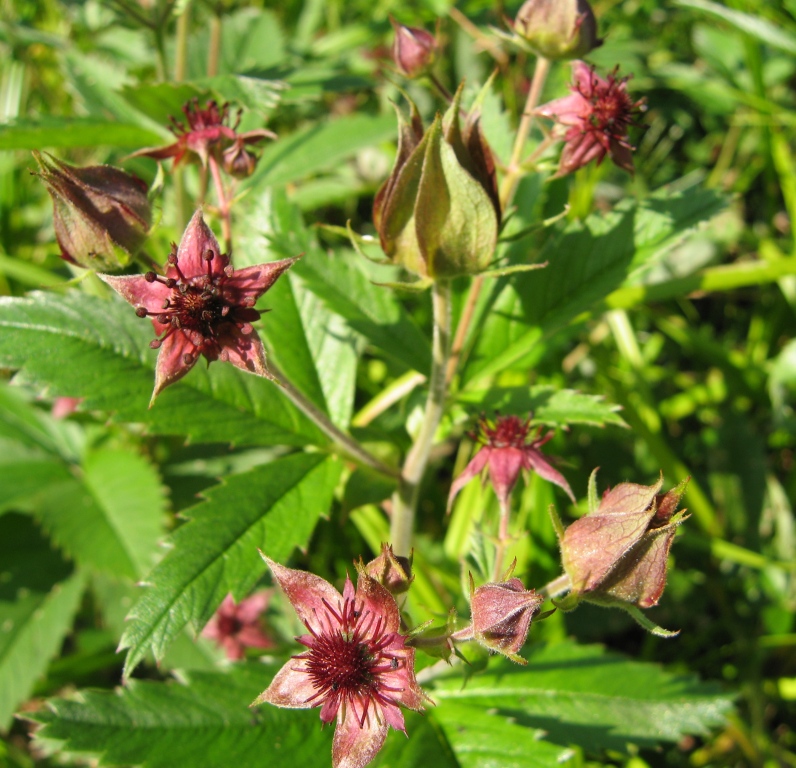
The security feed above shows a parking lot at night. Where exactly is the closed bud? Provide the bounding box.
[558,473,689,609]
[373,84,500,280]
[222,139,258,178]
[469,572,543,664]
[515,0,601,60]
[391,18,438,79]
[360,543,413,595]
[33,151,151,271]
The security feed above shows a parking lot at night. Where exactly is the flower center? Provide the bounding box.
[299,597,404,726]
[135,245,257,358]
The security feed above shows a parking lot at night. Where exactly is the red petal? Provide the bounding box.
[151,330,199,403]
[523,449,575,503]
[486,447,524,506]
[252,657,318,709]
[261,556,344,636]
[215,325,271,379]
[176,210,224,278]
[99,273,171,313]
[332,707,388,768]
[354,574,401,635]
[447,447,491,510]
[223,257,300,307]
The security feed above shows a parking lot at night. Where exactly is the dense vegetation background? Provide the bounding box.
[0,0,794,766]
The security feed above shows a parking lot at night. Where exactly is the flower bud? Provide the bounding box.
[373,84,500,279]
[515,0,601,60]
[469,574,543,663]
[391,17,438,79]
[33,151,151,271]
[222,139,258,178]
[360,543,413,595]
[558,474,689,609]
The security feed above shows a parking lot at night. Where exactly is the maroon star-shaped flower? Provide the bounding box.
[536,60,644,177]
[201,592,275,661]
[130,99,275,176]
[100,210,297,403]
[448,414,575,510]
[253,556,428,768]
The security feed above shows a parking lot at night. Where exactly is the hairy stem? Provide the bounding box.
[208,155,232,251]
[391,280,452,557]
[174,4,189,82]
[492,495,512,581]
[539,573,571,599]
[445,56,552,386]
[268,362,400,480]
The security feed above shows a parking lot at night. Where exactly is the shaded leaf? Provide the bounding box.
[30,665,331,768]
[0,514,85,730]
[119,453,342,676]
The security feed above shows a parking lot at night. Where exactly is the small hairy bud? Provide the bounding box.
[33,151,151,271]
[360,543,413,595]
[391,18,438,79]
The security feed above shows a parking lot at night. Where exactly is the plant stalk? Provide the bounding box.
[208,155,232,251]
[492,495,512,581]
[391,279,453,556]
[268,362,400,480]
[208,14,222,78]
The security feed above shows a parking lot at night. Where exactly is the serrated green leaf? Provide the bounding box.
[458,387,627,428]
[432,701,568,768]
[30,665,331,768]
[119,453,342,676]
[464,185,729,388]
[0,514,85,730]
[429,641,734,753]
[0,291,325,447]
[34,448,167,579]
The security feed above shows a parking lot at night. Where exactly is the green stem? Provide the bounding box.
[174,4,190,82]
[208,14,222,78]
[268,362,400,480]
[539,573,570,599]
[391,280,452,556]
[492,495,512,581]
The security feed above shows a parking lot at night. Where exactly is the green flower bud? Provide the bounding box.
[33,151,151,271]
[373,84,501,280]
[515,0,601,61]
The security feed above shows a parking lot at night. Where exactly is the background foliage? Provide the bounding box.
[0,0,794,767]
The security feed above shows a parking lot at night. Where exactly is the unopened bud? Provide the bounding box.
[222,140,258,179]
[391,18,438,79]
[33,151,151,271]
[557,473,689,609]
[469,573,543,663]
[515,0,601,60]
[373,84,500,279]
[359,543,413,596]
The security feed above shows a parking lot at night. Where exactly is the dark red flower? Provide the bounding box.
[536,61,644,177]
[130,99,275,173]
[201,592,274,660]
[254,556,427,768]
[100,210,297,402]
[448,414,574,510]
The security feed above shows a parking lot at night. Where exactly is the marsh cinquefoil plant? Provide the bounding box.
[0,1,751,767]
